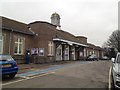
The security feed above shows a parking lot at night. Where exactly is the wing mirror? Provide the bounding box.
[111,58,115,63]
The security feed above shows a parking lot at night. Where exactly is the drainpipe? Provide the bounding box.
[9,28,13,54]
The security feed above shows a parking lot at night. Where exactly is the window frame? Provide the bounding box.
[0,35,3,54]
[117,54,120,63]
[48,41,54,56]
[14,36,25,55]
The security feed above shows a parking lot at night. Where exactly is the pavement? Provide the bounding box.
[17,60,76,74]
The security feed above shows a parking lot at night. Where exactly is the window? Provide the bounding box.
[84,48,86,57]
[14,37,25,55]
[0,35,3,54]
[48,41,54,56]
[90,51,92,55]
[117,54,120,63]
[87,50,89,56]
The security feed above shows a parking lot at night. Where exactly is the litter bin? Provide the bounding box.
[25,50,30,64]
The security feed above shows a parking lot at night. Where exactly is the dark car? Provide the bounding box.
[0,54,18,78]
[86,54,98,61]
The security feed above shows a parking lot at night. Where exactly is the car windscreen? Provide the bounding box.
[0,55,14,61]
[117,54,120,63]
[89,55,96,58]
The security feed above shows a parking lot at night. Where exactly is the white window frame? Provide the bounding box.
[71,47,75,60]
[14,36,25,55]
[48,41,54,56]
[90,51,92,55]
[64,45,69,60]
[84,48,86,57]
[0,35,3,54]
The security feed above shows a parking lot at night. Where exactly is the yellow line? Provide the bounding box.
[1,71,55,86]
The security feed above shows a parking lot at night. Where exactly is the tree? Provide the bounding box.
[107,30,120,52]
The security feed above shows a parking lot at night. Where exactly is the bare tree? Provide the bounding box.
[107,30,120,52]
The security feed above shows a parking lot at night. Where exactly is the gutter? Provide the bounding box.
[53,38,88,47]
[0,25,35,36]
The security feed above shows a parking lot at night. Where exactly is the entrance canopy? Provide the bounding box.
[53,38,88,47]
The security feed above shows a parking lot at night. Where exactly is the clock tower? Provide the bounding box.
[51,12,61,30]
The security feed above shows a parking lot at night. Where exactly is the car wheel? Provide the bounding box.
[9,73,17,78]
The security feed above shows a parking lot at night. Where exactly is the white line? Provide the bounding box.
[108,66,112,90]
[1,78,25,87]
[28,71,55,79]
[1,71,55,86]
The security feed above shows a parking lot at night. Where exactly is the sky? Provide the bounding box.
[0,0,119,46]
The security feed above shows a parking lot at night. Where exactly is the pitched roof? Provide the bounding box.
[55,30,102,49]
[54,29,88,46]
[0,16,34,35]
[28,21,56,27]
[87,43,102,50]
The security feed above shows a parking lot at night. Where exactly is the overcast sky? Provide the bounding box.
[0,0,119,46]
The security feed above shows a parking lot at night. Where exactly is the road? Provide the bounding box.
[2,60,111,89]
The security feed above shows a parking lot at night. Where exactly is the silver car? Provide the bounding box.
[111,52,120,89]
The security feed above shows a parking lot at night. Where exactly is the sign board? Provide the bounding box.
[31,48,38,55]
[39,48,44,56]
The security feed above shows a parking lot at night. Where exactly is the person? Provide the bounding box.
[25,50,30,64]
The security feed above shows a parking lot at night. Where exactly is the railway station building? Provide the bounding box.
[0,13,104,64]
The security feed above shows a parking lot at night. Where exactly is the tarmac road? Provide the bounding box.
[2,60,111,89]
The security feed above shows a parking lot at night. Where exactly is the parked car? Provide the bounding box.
[111,52,120,89]
[86,54,98,61]
[102,56,109,60]
[0,54,18,78]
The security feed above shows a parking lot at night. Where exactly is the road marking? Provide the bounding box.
[1,78,26,87]
[28,71,55,78]
[108,66,112,90]
[1,61,89,87]
[17,65,63,77]
[1,71,55,86]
